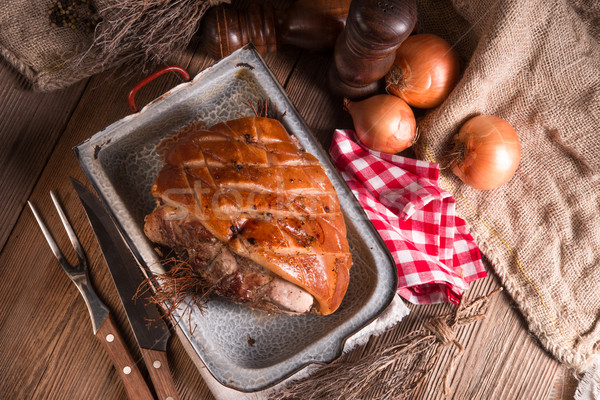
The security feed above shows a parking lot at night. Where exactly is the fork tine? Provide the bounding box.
[50,191,87,267]
[28,200,72,272]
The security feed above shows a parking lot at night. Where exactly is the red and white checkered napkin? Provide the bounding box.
[329,129,487,305]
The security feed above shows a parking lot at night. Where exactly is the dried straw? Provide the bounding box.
[67,0,227,79]
[237,98,286,120]
[136,256,216,332]
[270,288,502,400]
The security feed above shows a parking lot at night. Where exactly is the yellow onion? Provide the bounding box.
[345,94,417,154]
[386,34,460,109]
[450,115,521,190]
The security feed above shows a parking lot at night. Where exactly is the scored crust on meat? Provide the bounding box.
[144,117,352,315]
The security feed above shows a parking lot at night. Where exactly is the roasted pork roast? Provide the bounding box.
[144,117,352,315]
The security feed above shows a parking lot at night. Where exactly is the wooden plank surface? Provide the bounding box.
[0,58,87,250]
[0,38,212,399]
[0,24,578,400]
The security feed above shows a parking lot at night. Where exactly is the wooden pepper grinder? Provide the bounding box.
[329,0,417,99]
[202,0,352,59]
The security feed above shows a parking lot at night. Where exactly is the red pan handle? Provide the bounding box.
[128,65,191,113]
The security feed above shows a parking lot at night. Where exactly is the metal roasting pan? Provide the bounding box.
[74,44,398,392]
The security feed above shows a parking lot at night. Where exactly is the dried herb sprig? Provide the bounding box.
[237,98,286,120]
[83,0,221,72]
[270,288,502,400]
[136,256,216,331]
[47,0,225,91]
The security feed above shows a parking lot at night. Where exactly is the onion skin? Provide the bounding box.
[386,34,460,109]
[345,94,417,154]
[450,115,521,190]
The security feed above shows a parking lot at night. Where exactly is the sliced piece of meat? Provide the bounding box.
[145,205,315,314]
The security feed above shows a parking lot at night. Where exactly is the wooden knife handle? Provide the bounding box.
[140,348,180,400]
[96,314,154,400]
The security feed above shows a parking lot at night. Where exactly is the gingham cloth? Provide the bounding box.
[329,129,487,305]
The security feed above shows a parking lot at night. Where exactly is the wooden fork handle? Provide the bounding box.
[140,348,180,400]
[96,314,154,400]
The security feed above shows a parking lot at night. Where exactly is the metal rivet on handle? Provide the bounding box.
[153,360,162,369]
[166,397,174,400]
[106,334,114,343]
[123,366,132,375]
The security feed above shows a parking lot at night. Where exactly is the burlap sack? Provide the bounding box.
[414,0,600,373]
[0,0,225,91]
[0,1,94,90]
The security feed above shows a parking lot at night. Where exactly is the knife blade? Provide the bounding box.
[71,178,180,400]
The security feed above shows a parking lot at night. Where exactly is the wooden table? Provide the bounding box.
[0,32,578,399]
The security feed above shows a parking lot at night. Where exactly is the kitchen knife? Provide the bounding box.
[29,196,154,400]
[71,178,180,400]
